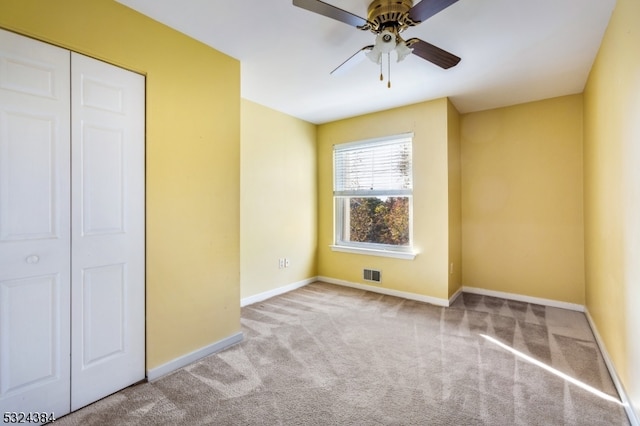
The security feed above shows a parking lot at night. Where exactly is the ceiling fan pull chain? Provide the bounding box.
[387,52,391,88]
[379,57,384,82]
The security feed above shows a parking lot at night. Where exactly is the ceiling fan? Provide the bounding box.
[293,0,461,87]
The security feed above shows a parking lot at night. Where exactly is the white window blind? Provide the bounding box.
[333,133,413,197]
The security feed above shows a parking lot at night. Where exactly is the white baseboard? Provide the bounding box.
[462,286,585,312]
[146,332,243,382]
[241,277,317,307]
[318,276,452,307]
[585,309,639,426]
[449,286,463,305]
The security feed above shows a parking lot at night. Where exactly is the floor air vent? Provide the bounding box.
[363,269,381,283]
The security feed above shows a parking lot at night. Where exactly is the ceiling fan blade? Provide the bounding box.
[406,38,461,69]
[330,45,374,75]
[293,0,369,28]
[408,0,459,23]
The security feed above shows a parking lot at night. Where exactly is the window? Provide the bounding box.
[332,133,415,259]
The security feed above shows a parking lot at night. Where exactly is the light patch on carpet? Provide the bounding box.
[480,334,623,405]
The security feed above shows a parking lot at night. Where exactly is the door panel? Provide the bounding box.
[81,124,125,235]
[70,53,145,411]
[81,264,126,367]
[1,111,59,240]
[1,275,61,389]
[0,29,71,418]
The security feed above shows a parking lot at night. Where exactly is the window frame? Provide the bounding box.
[331,133,417,260]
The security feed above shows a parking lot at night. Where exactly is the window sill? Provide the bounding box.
[330,245,417,260]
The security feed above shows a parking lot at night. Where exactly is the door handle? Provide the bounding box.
[25,255,40,264]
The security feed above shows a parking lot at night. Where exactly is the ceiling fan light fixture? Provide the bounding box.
[376,29,397,53]
[395,41,413,62]
[366,28,397,64]
[365,47,382,64]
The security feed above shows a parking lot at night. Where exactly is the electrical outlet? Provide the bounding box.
[279,258,285,269]
[284,258,290,268]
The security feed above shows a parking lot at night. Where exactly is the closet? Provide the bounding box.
[0,29,145,419]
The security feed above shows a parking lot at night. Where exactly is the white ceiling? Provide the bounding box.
[116,0,615,124]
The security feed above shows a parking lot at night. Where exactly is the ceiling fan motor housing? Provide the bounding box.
[367,0,415,33]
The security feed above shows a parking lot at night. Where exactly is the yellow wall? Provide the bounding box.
[317,99,453,301]
[0,0,241,370]
[460,95,585,305]
[584,0,640,416]
[240,100,317,300]
[447,100,462,297]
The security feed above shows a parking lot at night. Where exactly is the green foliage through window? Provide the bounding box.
[349,197,409,246]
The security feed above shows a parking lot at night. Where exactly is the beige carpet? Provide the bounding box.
[56,282,629,425]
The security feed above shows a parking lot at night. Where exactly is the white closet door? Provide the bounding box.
[70,53,145,410]
[0,30,72,417]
